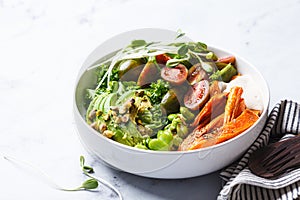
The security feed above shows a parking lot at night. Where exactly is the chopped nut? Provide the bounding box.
[111,110,118,117]
[88,110,97,120]
[121,114,129,123]
[137,125,153,136]
[103,130,114,138]
[90,122,99,130]
[102,114,110,121]
[119,106,127,114]
[110,106,119,112]
[114,117,122,124]
[135,90,144,97]
[98,123,107,132]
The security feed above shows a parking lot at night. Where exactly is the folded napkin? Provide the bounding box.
[218,100,300,200]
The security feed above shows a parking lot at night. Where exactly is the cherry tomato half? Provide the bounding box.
[187,63,208,85]
[184,80,210,110]
[137,61,159,86]
[161,64,188,85]
[156,54,171,64]
[216,56,236,64]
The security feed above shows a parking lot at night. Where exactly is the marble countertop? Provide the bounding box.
[1,0,300,199]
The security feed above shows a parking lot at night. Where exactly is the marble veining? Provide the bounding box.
[1,0,300,199]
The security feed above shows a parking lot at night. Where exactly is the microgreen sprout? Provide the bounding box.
[79,156,123,200]
[2,154,123,199]
[175,29,185,39]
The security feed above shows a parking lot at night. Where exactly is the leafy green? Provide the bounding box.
[177,45,189,56]
[145,79,170,105]
[129,40,147,48]
[95,65,119,94]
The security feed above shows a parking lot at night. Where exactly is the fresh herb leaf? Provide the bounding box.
[146,79,170,105]
[178,44,189,56]
[196,42,208,50]
[130,40,147,48]
[95,66,119,94]
[166,55,190,67]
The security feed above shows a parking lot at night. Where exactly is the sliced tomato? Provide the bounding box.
[137,61,159,86]
[184,80,210,110]
[216,56,236,64]
[156,54,171,64]
[161,64,188,85]
[187,63,208,85]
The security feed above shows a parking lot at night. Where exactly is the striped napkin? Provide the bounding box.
[218,100,300,200]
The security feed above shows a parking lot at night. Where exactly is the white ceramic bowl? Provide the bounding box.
[73,28,269,179]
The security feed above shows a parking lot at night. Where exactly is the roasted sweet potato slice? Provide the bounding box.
[179,109,259,150]
[216,109,259,144]
[209,81,221,97]
[190,93,226,127]
[178,114,224,151]
[224,86,243,124]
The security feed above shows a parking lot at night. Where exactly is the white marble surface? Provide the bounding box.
[1,0,300,199]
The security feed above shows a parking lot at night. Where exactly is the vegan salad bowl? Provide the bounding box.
[73,28,270,179]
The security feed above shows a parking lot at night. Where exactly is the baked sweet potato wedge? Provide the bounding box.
[190,93,226,127]
[178,109,259,150]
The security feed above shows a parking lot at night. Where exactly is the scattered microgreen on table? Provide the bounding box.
[2,155,122,199]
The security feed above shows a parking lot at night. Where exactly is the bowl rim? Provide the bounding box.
[73,35,270,156]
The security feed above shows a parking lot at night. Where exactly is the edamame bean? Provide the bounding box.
[180,107,195,122]
[135,143,149,150]
[148,139,168,151]
[157,130,173,144]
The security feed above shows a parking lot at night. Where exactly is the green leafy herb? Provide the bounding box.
[177,44,189,56]
[129,40,147,48]
[146,79,170,105]
[95,66,119,94]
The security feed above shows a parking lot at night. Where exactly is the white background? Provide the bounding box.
[1,0,300,199]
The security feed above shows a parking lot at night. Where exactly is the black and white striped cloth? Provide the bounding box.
[218,100,300,200]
